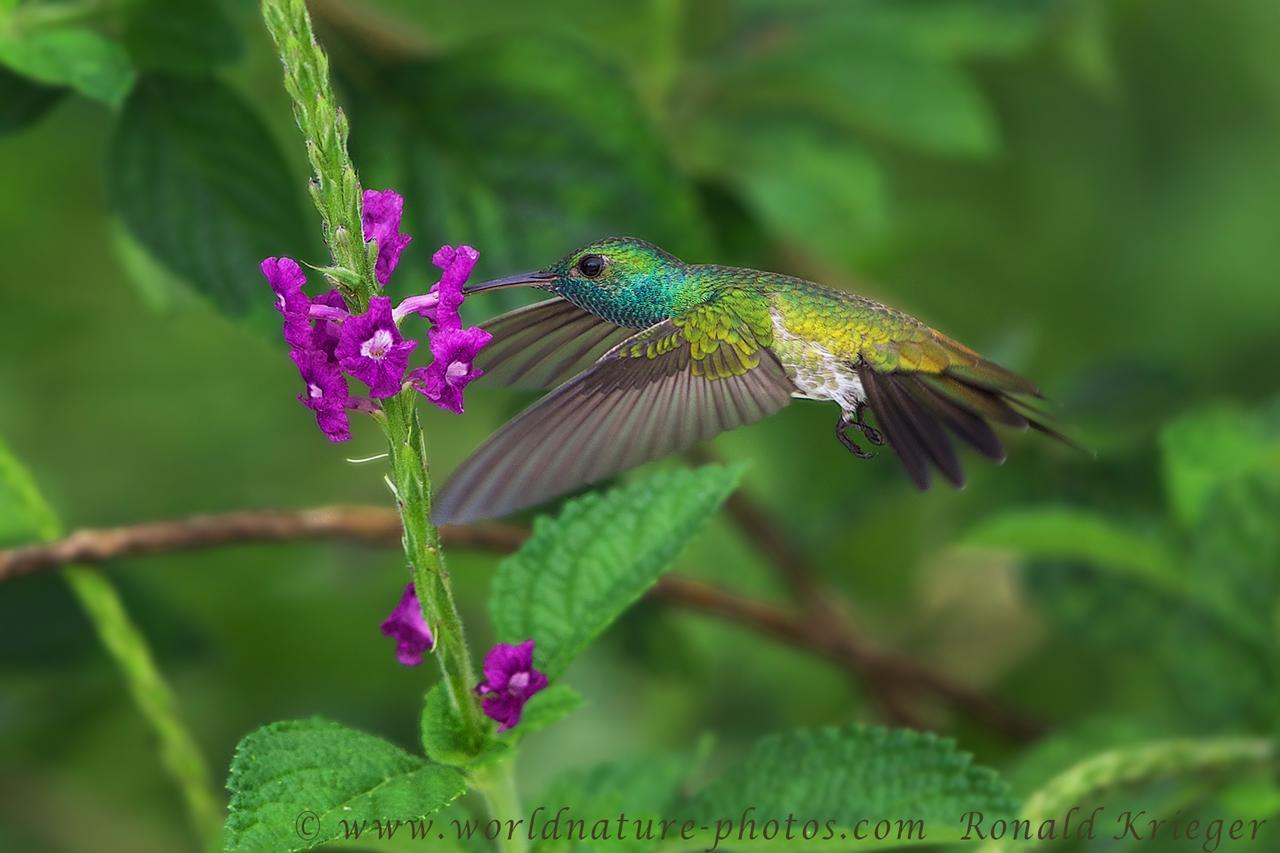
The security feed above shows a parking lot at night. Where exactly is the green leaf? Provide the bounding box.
[962,507,1183,584]
[691,122,885,266]
[354,38,709,276]
[122,0,242,74]
[420,685,509,768]
[689,725,1017,849]
[1160,402,1280,528]
[700,31,996,157]
[501,684,584,741]
[0,64,64,134]
[224,718,467,851]
[0,27,135,106]
[107,75,314,320]
[489,464,744,679]
[1017,737,1275,833]
[531,752,696,852]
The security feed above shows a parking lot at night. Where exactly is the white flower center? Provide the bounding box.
[308,383,324,400]
[445,360,469,384]
[361,329,394,361]
[508,671,530,693]
[276,294,287,311]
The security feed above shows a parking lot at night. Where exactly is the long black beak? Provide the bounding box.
[463,270,556,294]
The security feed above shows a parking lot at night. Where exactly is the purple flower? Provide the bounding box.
[474,640,548,732]
[410,326,492,414]
[308,289,347,358]
[380,584,435,667]
[292,349,351,442]
[363,189,413,286]
[262,257,312,349]
[423,245,479,330]
[336,296,417,398]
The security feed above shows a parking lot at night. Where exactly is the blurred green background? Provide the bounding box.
[2,0,1279,850]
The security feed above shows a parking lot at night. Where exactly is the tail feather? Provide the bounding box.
[858,363,1076,490]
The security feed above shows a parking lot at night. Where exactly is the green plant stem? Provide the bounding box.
[63,566,224,849]
[472,760,529,853]
[263,0,495,800]
[0,445,220,851]
[262,0,375,309]
[381,393,487,746]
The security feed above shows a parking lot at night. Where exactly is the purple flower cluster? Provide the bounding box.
[261,189,493,440]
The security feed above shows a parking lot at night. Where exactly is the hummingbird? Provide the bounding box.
[433,237,1068,525]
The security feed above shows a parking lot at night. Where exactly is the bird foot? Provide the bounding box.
[836,414,875,459]
[853,405,884,446]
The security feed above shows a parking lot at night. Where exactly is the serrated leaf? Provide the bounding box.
[107,75,314,320]
[0,64,64,134]
[531,752,696,852]
[0,27,135,106]
[502,684,584,740]
[420,685,509,768]
[1160,402,1280,529]
[122,0,241,74]
[224,718,467,851]
[489,464,744,679]
[690,725,1017,849]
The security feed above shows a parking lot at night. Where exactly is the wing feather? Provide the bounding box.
[435,315,795,524]
[476,297,634,389]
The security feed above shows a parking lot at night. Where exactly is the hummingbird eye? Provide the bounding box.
[577,254,606,279]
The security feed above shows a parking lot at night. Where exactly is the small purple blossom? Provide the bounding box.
[307,289,347,358]
[422,245,479,330]
[474,640,548,732]
[410,325,492,414]
[380,584,435,666]
[336,296,417,399]
[291,349,351,442]
[262,257,312,349]
[363,189,413,286]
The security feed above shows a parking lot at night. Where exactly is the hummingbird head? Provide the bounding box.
[465,237,689,327]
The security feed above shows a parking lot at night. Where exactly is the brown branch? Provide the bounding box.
[0,505,1043,740]
[685,447,1046,739]
[0,507,525,582]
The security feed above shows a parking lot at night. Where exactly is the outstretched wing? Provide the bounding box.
[435,297,795,524]
[855,322,1073,490]
[474,297,635,389]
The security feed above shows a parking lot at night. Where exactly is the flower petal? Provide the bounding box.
[380,584,435,666]
[362,189,413,286]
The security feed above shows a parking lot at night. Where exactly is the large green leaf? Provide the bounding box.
[0,26,135,106]
[122,0,241,75]
[224,718,467,851]
[107,75,313,320]
[489,464,744,679]
[689,725,1017,849]
[1160,402,1280,529]
[354,38,709,276]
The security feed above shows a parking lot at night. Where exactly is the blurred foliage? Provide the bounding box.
[2,0,1280,850]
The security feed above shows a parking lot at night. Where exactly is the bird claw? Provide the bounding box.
[854,406,884,446]
[837,414,875,459]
